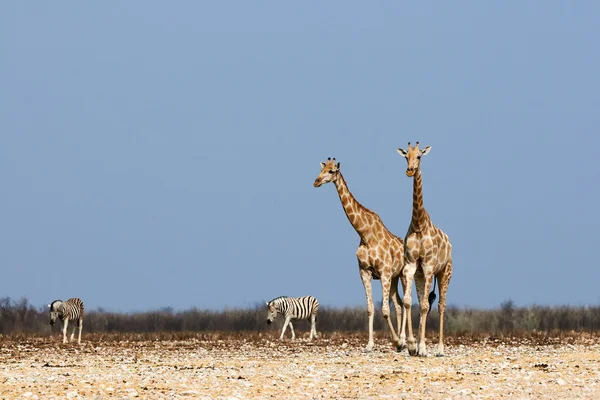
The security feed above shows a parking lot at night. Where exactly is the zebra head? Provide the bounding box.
[313,157,340,188]
[266,301,278,325]
[48,300,62,326]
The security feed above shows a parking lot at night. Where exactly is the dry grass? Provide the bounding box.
[1,332,599,399]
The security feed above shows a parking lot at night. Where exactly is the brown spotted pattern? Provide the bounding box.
[397,143,453,357]
[314,158,406,352]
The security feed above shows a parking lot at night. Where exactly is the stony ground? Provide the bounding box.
[1,332,599,399]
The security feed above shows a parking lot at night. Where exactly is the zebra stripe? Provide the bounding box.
[49,297,84,344]
[266,296,319,340]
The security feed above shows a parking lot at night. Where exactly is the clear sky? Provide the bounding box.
[1,2,599,312]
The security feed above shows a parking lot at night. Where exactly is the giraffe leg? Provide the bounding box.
[435,259,452,357]
[415,267,434,357]
[77,318,83,345]
[401,262,417,355]
[359,268,375,352]
[280,316,291,340]
[62,319,69,344]
[398,274,408,351]
[390,275,405,351]
[381,274,401,349]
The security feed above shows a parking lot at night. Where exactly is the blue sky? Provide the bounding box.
[1,2,599,311]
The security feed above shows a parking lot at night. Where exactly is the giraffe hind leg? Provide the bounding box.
[435,259,452,357]
[390,275,404,352]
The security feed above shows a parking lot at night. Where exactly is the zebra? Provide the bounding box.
[48,298,84,344]
[266,296,319,340]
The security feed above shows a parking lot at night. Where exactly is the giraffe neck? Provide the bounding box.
[411,168,430,232]
[333,173,373,240]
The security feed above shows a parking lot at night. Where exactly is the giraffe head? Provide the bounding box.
[48,300,62,326]
[313,157,340,187]
[396,142,431,177]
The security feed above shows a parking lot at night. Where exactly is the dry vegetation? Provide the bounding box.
[1,298,600,398]
[1,332,599,399]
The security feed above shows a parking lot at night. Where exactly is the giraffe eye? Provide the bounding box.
[329,170,335,173]
[417,156,421,160]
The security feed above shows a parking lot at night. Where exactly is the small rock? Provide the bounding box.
[556,378,567,386]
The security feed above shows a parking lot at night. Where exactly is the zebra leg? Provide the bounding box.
[280,316,292,340]
[309,314,316,341]
[62,319,69,343]
[288,321,295,340]
[70,323,77,341]
[77,318,83,345]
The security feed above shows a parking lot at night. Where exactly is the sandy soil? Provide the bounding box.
[1,333,599,399]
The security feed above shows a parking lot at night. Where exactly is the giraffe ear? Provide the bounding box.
[420,146,431,156]
[265,301,269,306]
[336,162,340,170]
[397,148,408,158]
[320,162,326,169]
[47,304,51,308]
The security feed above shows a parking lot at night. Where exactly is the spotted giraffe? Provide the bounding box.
[314,158,405,352]
[397,143,453,357]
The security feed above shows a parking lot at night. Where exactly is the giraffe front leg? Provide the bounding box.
[359,268,375,352]
[415,268,434,357]
[280,316,291,340]
[381,275,402,350]
[62,319,69,344]
[401,263,418,355]
[436,260,452,357]
[391,276,405,352]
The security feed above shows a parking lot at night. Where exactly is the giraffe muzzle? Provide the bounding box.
[406,169,416,177]
[314,179,322,187]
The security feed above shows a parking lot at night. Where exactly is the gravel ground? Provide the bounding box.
[1,333,599,399]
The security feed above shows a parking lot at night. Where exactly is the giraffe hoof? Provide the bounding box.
[407,341,418,356]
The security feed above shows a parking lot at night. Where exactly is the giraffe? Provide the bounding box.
[396,142,453,357]
[314,157,406,352]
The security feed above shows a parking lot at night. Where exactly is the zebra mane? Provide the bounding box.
[268,296,289,304]
[49,300,63,309]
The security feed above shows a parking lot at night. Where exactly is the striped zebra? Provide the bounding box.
[266,296,319,340]
[48,298,84,344]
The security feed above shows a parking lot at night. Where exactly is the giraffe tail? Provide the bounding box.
[426,277,437,317]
